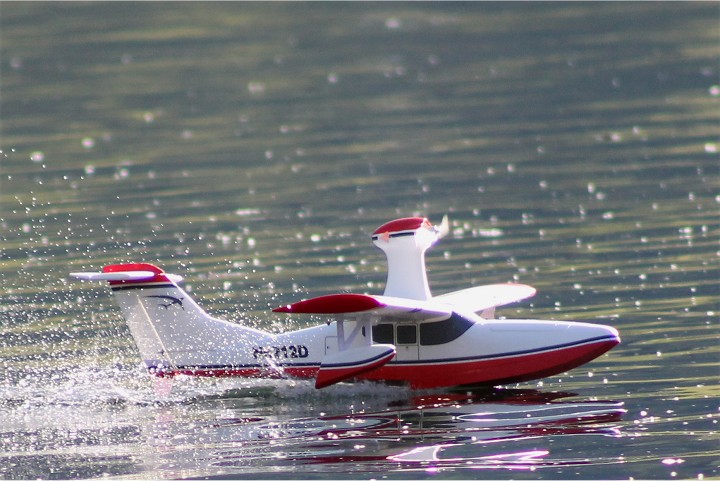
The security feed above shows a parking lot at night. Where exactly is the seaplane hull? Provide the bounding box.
[137,335,617,390]
[118,310,617,390]
[71,216,620,390]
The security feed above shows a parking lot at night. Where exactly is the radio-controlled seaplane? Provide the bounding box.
[71,216,620,389]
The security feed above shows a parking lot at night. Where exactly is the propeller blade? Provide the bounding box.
[436,214,450,239]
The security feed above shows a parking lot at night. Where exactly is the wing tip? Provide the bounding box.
[273,293,384,314]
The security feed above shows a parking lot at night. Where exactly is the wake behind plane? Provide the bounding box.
[71,216,620,389]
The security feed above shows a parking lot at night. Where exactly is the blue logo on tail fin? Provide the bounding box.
[145,295,184,310]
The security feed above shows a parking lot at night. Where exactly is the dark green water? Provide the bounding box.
[1,2,718,479]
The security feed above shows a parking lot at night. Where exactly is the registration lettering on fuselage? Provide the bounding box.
[253,345,309,360]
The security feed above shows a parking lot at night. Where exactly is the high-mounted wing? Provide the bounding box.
[434,284,536,315]
[273,293,452,321]
[273,286,533,319]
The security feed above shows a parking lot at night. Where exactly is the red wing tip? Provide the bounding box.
[273,294,384,314]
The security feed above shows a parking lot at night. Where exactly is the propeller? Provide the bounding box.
[435,214,450,239]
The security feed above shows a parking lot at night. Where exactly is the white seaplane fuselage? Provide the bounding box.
[72,216,619,389]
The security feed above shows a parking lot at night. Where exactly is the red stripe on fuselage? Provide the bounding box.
[154,367,280,379]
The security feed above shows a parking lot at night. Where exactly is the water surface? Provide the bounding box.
[1,2,718,479]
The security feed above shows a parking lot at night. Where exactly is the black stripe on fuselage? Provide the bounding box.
[111,283,176,291]
[387,334,619,366]
[321,350,394,369]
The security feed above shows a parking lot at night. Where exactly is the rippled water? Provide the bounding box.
[1,2,718,479]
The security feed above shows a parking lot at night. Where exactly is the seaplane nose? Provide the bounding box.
[607,324,621,343]
[574,321,620,345]
[597,322,620,343]
[573,322,621,361]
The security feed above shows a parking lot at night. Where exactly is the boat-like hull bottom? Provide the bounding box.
[148,337,619,389]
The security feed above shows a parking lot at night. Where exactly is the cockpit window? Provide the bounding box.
[419,312,474,346]
[396,324,417,344]
[372,323,394,344]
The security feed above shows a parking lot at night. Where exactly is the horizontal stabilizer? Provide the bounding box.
[71,271,157,281]
[70,263,184,284]
[435,284,536,313]
[274,293,452,321]
[315,344,396,389]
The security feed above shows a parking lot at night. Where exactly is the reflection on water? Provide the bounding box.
[207,389,626,476]
[1,368,628,479]
[0,1,718,479]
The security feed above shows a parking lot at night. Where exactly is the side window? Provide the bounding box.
[396,325,417,345]
[372,323,394,344]
[419,312,475,346]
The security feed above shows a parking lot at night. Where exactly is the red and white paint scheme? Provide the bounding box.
[71,216,619,389]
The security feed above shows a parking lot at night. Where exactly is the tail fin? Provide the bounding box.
[71,263,272,375]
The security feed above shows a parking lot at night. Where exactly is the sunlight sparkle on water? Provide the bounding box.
[1,2,717,479]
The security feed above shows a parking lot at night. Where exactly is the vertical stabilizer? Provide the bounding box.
[371,216,447,301]
[71,263,273,374]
